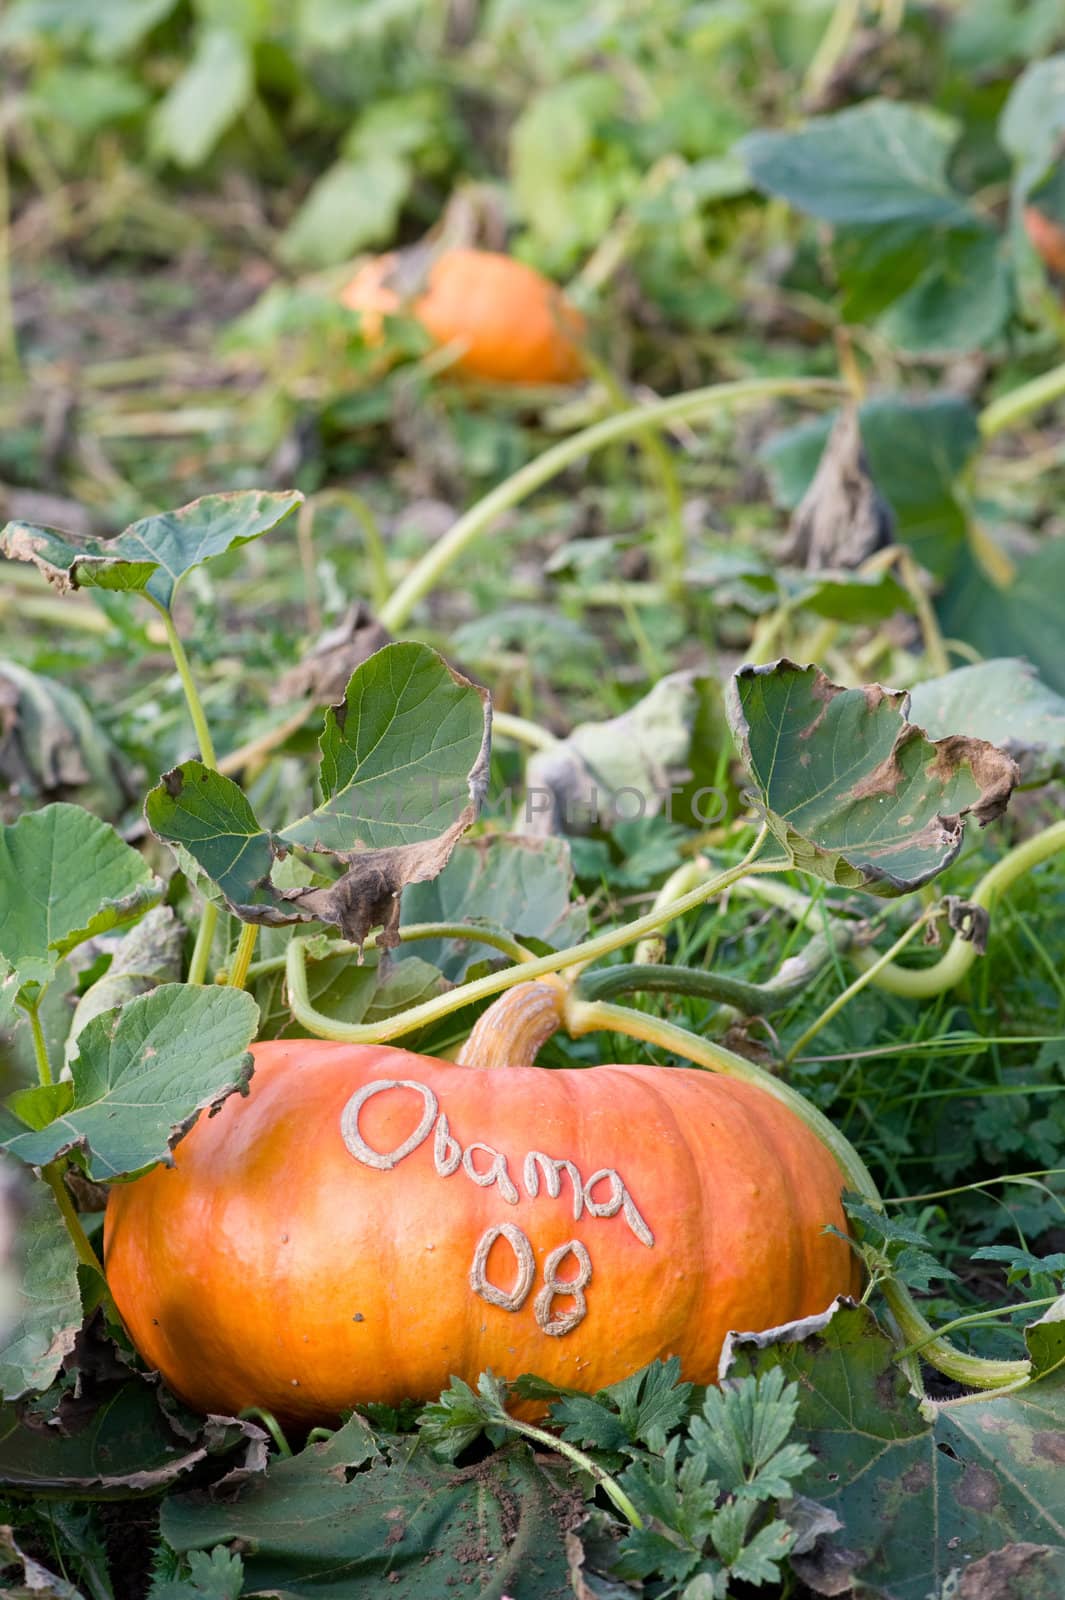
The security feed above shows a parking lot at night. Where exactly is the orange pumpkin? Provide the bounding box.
[339,247,586,384]
[105,984,855,1424]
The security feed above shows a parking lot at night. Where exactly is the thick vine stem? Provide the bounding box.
[378,378,843,630]
[241,920,537,983]
[456,981,566,1069]
[576,962,811,1015]
[285,832,774,1044]
[224,922,259,991]
[22,997,53,1087]
[858,817,1065,1000]
[562,996,1029,1391]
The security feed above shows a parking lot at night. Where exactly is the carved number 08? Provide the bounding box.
[469,1223,592,1336]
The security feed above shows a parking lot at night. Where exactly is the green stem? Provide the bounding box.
[41,1162,106,1278]
[285,833,774,1044]
[244,921,538,983]
[783,909,935,1063]
[150,601,218,766]
[576,962,810,1015]
[22,998,53,1087]
[238,1407,293,1457]
[491,710,561,751]
[378,379,842,630]
[979,358,1065,439]
[186,903,217,988]
[225,922,259,991]
[859,818,1065,1000]
[505,1416,644,1529]
[564,998,1028,1390]
[894,1297,1058,1362]
[149,599,219,981]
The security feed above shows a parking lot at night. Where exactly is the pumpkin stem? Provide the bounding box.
[456,981,566,1070]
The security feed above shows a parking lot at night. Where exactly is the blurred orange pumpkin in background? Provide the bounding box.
[340,246,586,384]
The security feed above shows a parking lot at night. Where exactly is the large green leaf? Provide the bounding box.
[401,835,586,979]
[741,100,969,227]
[724,1300,1065,1600]
[0,804,160,990]
[727,661,1018,894]
[1,985,258,1180]
[147,643,492,947]
[0,1173,81,1401]
[162,1423,572,1599]
[740,102,1011,352]
[0,1373,262,1497]
[908,659,1065,787]
[0,490,302,611]
[760,396,980,582]
[937,539,1065,697]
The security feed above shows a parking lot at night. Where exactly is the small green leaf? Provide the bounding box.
[0,1172,81,1401]
[727,661,1018,894]
[1,490,302,611]
[1000,52,1065,195]
[148,642,491,948]
[1025,1298,1065,1381]
[0,985,258,1180]
[279,153,412,268]
[152,27,253,169]
[150,1547,245,1600]
[0,804,161,989]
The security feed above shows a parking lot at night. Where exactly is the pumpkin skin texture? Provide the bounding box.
[104,1040,856,1425]
[339,247,586,384]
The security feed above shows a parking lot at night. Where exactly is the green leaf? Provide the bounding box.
[740,100,970,227]
[0,985,257,1180]
[0,804,161,990]
[938,540,1065,697]
[150,1548,244,1600]
[1000,53,1065,195]
[740,102,1012,351]
[879,226,1012,354]
[256,947,447,1041]
[0,1172,81,1400]
[279,153,412,268]
[0,0,179,57]
[727,661,1018,894]
[908,659,1065,788]
[760,396,980,582]
[0,490,302,611]
[151,27,253,169]
[147,642,491,948]
[0,658,133,822]
[401,835,586,980]
[0,1372,261,1497]
[724,1299,1065,1600]
[691,1370,812,1500]
[1025,1298,1065,1381]
[789,570,911,625]
[162,1423,571,1598]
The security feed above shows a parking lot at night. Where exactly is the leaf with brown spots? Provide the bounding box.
[146,642,491,949]
[727,659,1018,895]
[724,1299,1065,1600]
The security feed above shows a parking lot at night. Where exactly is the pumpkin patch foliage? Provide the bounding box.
[2,5,1065,1598]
